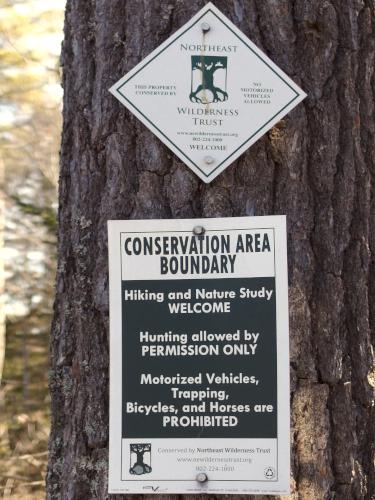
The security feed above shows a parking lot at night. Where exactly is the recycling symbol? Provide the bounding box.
[264,466,276,480]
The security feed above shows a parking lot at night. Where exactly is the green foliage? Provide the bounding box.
[0,0,64,190]
[0,1,64,498]
[11,195,57,232]
[0,321,51,497]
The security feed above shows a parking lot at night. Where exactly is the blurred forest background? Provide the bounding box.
[0,0,65,497]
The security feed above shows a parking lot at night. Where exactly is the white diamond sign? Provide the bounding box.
[110,3,306,183]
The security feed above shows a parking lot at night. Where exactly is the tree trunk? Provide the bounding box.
[47,1,375,499]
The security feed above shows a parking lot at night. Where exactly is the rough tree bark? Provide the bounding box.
[47,1,375,499]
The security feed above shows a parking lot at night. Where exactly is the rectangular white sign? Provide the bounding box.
[108,216,290,495]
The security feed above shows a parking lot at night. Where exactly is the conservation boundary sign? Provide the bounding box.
[108,216,290,495]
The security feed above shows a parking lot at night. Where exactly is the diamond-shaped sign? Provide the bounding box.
[110,3,306,183]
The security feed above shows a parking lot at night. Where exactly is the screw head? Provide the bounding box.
[201,22,211,33]
[196,472,208,483]
[204,155,214,165]
[193,225,205,236]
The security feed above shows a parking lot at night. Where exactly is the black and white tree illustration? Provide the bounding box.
[129,443,152,475]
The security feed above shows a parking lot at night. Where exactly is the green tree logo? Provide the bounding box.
[190,56,228,103]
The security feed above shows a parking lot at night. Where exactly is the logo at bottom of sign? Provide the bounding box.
[264,466,276,480]
[129,443,152,475]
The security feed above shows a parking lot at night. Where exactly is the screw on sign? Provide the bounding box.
[196,472,208,483]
